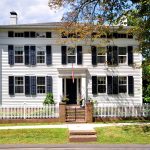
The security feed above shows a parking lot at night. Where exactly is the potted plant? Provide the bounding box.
[43,93,55,105]
[61,95,69,103]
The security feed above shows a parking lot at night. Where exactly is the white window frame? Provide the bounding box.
[36,46,46,64]
[118,47,127,64]
[119,76,127,93]
[97,76,106,93]
[37,76,46,94]
[14,46,24,64]
[15,76,24,94]
[97,47,106,64]
[67,46,76,64]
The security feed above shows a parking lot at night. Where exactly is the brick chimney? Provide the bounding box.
[10,11,18,25]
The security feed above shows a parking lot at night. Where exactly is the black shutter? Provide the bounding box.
[107,76,113,94]
[61,46,67,64]
[8,45,14,65]
[46,46,52,65]
[77,46,82,65]
[91,46,97,65]
[8,31,14,37]
[113,76,118,94]
[9,76,14,95]
[128,46,133,65]
[107,46,112,65]
[92,76,97,94]
[46,32,51,38]
[24,32,30,37]
[25,76,30,95]
[24,46,30,65]
[30,32,36,38]
[128,76,134,95]
[47,76,52,93]
[30,46,36,65]
[31,76,36,95]
[113,46,118,65]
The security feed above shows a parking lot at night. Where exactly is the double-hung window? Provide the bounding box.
[15,77,24,93]
[15,46,23,63]
[118,47,127,64]
[67,47,76,63]
[37,77,45,93]
[97,47,106,63]
[37,46,45,64]
[98,77,106,93]
[119,77,127,93]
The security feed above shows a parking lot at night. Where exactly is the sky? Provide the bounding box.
[0,0,64,25]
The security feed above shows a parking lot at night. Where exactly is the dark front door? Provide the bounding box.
[66,79,77,104]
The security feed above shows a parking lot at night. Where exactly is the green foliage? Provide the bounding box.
[43,93,55,105]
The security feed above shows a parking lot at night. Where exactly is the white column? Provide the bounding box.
[58,77,63,103]
[81,77,87,104]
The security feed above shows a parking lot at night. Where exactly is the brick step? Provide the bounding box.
[69,130,96,135]
[66,119,86,123]
[66,112,85,115]
[66,113,85,116]
[69,135,97,142]
[66,109,85,112]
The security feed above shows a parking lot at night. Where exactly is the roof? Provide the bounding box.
[0,22,133,30]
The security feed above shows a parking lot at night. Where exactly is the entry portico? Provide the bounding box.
[58,68,87,104]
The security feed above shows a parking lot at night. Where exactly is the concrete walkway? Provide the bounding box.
[0,122,149,130]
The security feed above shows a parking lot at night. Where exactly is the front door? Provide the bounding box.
[66,79,77,104]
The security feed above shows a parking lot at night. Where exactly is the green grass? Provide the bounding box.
[0,128,68,144]
[95,125,150,144]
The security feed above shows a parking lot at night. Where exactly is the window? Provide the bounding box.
[37,77,45,93]
[118,47,127,63]
[98,77,106,93]
[15,77,24,93]
[118,33,126,38]
[15,32,24,37]
[67,47,76,63]
[97,47,106,63]
[119,77,127,93]
[15,46,23,63]
[36,32,46,38]
[37,47,45,64]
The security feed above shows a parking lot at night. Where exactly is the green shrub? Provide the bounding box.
[43,93,55,105]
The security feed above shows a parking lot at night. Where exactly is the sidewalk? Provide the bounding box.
[0,122,149,130]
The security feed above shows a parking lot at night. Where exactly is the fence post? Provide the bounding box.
[23,102,26,119]
[85,102,93,123]
[59,102,66,122]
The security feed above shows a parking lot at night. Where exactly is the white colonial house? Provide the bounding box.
[0,12,142,106]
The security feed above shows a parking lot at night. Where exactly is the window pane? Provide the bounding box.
[98,77,106,93]
[119,85,127,93]
[98,77,105,84]
[119,47,126,55]
[15,77,23,93]
[98,85,106,93]
[97,56,105,63]
[119,56,126,63]
[15,86,23,93]
[15,46,23,63]
[37,56,45,63]
[37,77,45,85]
[68,47,75,55]
[68,56,75,63]
[37,86,45,93]
[119,77,127,93]
[97,47,105,55]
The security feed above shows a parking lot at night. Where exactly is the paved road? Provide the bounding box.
[0,144,150,150]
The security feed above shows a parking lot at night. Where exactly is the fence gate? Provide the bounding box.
[66,105,85,122]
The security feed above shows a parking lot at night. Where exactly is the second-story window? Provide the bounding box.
[15,46,23,63]
[37,77,45,93]
[118,47,127,64]
[15,77,24,93]
[67,47,76,63]
[97,47,106,63]
[37,46,45,64]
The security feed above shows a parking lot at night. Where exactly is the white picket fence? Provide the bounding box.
[93,104,150,118]
[0,104,59,119]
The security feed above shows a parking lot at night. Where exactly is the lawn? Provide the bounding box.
[0,128,68,144]
[95,125,150,144]
[0,125,150,144]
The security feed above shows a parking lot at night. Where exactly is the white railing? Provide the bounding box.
[93,104,150,118]
[0,104,59,119]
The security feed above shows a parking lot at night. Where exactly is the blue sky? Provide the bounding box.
[0,0,63,25]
